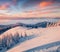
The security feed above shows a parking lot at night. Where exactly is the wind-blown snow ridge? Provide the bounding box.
[0,25,48,38]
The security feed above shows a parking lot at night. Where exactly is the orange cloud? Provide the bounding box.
[0,3,10,10]
[40,1,53,8]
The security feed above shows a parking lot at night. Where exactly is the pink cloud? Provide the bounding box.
[0,3,10,10]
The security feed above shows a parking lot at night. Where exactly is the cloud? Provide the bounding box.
[0,0,60,19]
[0,5,60,19]
[39,1,53,8]
[22,0,60,8]
[0,3,10,10]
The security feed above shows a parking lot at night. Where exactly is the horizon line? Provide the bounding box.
[0,17,60,20]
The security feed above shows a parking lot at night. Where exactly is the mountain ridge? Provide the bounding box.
[0,21,59,34]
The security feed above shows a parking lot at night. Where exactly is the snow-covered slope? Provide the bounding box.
[25,41,60,52]
[7,26,60,52]
[0,26,45,52]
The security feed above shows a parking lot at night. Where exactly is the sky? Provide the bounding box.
[0,0,60,19]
